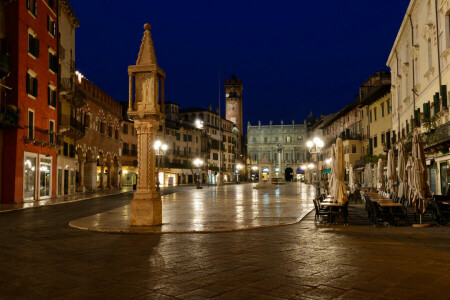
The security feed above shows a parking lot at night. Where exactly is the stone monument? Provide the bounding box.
[127,24,166,226]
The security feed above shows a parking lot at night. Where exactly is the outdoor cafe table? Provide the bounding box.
[320,202,344,223]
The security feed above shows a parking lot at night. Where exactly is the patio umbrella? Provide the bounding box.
[335,138,348,204]
[364,163,372,188]
[330,144,337,197]
[377,159,385,190]
[387,149,397,194]
[411,132,431,215]
[397,142,407,199]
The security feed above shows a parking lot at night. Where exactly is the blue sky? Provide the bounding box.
[70,0,409,129]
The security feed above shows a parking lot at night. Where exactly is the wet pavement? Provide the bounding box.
[69,182,315,233]
[1,184,450,299]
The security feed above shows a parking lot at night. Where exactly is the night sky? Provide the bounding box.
[70,0,409,130]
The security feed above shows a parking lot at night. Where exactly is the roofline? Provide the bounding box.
[386,0,415,66]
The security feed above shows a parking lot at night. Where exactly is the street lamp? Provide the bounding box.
[154,140,168,193]
[193,158,203,189]
[306,137,323,183]
[236,164,243,184]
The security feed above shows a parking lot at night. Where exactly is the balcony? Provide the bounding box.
[59,78,86,108]
[0,52,10,79]
[425,122,450,149]
[24,126,59,149]
[0,104,19,129]
[59,115,85,139]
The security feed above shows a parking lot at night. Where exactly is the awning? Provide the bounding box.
[322,168,331,174]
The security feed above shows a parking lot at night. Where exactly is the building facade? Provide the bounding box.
[56,0,81,196]
[225,75,243,155]
[2,0,59,203]
[75,76,122,192]
[247,120,308,181]
[387,0,450,195]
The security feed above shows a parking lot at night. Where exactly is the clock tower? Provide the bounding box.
[225,75,243,154]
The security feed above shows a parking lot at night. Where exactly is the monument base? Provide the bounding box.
[130,192,162,226]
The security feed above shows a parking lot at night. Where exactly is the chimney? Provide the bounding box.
[209,104,212,111]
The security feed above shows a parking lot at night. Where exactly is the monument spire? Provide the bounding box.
[136,23,158,66]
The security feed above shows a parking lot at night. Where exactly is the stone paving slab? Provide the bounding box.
[69,182,316,233]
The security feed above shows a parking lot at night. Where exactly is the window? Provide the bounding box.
[387,99,390,114]
[352,144,356,154]
[286,136,291,143]
[28,110,34,139]
[47,15,56,36]
[176,133,180,141]
[406,120,410,134]
[108,126,112,137]
[47,85,56,107]
[264,137,267,143]
[374,107,377,121]
[48,51,58,73]
[369,110,372,123]
[381,132,385,144]
[213,153,218,160]
[26,71,38,98]
[123,124,128,134]
[28,34,39,58]
[381,103,385,117]
[374,135,378,148]
[27,0,37,16]
[49,120,55,144]
[123,143,129,155]
[183,134,187,142]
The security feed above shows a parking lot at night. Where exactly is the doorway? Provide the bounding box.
[64,169,69,195]
[285,168,293,181]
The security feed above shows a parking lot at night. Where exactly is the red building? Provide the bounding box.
[2,0,59,203]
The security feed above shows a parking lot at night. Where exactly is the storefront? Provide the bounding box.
[23,152,54,201]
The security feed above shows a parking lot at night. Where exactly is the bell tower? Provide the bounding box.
[225,75,243,153]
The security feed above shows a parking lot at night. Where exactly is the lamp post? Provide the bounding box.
[306,137,323,183]
[154,140,168,193]
[193,158,203,189]
[236,164,243,184]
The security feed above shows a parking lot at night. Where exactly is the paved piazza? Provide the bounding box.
[69,183,316,233]
[1,185,450,299]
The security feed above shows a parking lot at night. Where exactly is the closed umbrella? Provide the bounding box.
[387,149,397,194]
[411,132,431,216]
[406,156,415,202]
[397,142,407,199]
[330,144,337,198]
[372,163,377,189]
[377,159,385,190]
[364,163,372,188]
[349,164,355,193]
[335,138,348,204]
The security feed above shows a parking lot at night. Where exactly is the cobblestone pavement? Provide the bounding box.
[69,183,315,233]
[1,184,450,299]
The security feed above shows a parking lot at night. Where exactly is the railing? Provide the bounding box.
[60,78,86,107]
[341,133,362,141]
[70,116,85,134]
[426,122,450,147]
[24,126,58,146]
[0,104,19,129]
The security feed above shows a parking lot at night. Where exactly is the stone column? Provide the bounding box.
[128,75,133,109]
[84,160,97,191]
[77,158,86,192]
[99,165,105,189]
[106,164,112,188]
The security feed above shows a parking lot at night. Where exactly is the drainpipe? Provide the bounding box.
[435,0,443,88]
[409,15,416,113]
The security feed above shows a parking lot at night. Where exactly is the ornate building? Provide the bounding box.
[247,120,308,181]
[75,77,122,192]
[225,75,243,155]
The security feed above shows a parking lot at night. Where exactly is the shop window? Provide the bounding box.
[24,156,36,200]
[39,158,52,198]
